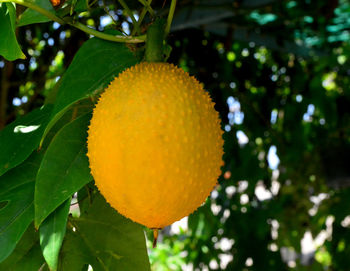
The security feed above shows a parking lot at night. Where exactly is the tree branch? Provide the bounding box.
[0,0,146,43]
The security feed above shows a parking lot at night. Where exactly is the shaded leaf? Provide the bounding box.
[0,153,42,263]
[77,181,94,215]
[59,193,151,271]
[41,38,138,144]
[39,199,70,271]
[0,3,25,60]
[0,224,46,270]
[17,0,56,27]
[12,243,46,271]
[74,0,88,13]
[0,105,52,177]
[35,112,93,228]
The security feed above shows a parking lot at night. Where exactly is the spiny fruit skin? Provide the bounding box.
[87,62,224,229]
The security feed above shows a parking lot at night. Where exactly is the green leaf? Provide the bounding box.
[0,224,46,270]
[39,199,70,271]
[11,243,46,271]
[0,153,43,263]
[0,105,52,177]
[58,193,151,271]
[17,0,56,27]
[0,3,25,61]
[41,38,138,145]
[74,0,88,13]
[35,112,93,228]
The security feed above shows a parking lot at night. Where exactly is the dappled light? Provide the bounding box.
[13,124,40,134]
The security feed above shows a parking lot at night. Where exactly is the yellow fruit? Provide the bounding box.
[87,62,224,229]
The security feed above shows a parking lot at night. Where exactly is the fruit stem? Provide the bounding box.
[152,228,159,248]
[145,18,166,62]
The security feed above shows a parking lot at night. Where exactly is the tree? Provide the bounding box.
[0,0,350,270]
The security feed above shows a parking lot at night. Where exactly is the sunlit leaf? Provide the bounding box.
[41,37,138,144]
[0,105,52,177]
[0,224,46,270]
[0,4,25,61]
[35,112,92,228]
[17,0,56,26]
[0,153,42,263]
[58,193,151,271]
[39,199,70,271]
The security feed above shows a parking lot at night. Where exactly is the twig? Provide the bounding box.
[101,0,118,25]
[165,0,176,35]
[72,21,146,43]
[131,0,153,36]
[117,0,139,33]
[138,0,154,16]
[0,0,146,43]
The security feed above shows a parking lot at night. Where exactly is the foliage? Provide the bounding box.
[0,0,350,270]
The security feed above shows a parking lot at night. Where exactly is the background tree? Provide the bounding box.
[0,0,350,270]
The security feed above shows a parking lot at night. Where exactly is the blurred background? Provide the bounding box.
[1,0,350,270]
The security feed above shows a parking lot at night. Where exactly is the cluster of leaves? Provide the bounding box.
[0,1,153,267]
[1,0,350,270]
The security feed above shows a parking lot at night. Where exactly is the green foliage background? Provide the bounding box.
[0,0,350,270]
